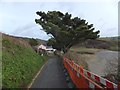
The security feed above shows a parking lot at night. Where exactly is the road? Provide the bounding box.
[30,56,68,88]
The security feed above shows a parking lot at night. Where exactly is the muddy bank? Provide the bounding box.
[83,50,118,84]
[66,49,119,84]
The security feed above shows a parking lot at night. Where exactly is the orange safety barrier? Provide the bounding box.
[63,57,118,90]
[119,82,120,90]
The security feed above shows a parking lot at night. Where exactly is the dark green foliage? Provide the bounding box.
[35,11,100,53]
[29,38,38,46]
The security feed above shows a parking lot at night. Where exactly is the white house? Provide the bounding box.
[37,44,56,54]
[37,44,46,50]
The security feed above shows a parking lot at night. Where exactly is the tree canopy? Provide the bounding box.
[35,11,100,53]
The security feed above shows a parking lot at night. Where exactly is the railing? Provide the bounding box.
[63,57,118,89]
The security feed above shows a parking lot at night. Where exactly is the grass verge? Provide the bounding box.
[2,38,48,88]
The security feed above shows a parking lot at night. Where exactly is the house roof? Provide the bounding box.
[38,44,46,50]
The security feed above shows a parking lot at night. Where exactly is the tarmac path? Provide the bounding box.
[30,56,68,88]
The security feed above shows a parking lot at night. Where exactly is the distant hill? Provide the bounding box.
[2,33,47,46]
[22,38,47,46]
[99,36,119,41]
[72,37,119,51]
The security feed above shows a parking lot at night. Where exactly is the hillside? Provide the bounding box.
[2,33,48,88]
[72,37,119,51]
[11,35,47,46]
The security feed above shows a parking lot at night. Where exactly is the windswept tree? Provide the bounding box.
[35,11,100,53]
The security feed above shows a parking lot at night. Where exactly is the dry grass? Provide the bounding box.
[2,33,31,48]
[70,47,100,54]
[65,50,87,69]
[65,47,100,70]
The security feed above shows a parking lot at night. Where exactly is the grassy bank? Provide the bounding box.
[2,35,48,88]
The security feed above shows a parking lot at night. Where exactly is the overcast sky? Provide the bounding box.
[0,0,119,40]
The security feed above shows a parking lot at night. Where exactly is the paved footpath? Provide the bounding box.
[30,56,68,88]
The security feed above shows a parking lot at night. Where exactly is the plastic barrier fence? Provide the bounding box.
[63,57,118,90]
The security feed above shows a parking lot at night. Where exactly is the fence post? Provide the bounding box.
[80,66,83,75]
[118,82,120,90]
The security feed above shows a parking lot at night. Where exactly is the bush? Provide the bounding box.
[29,38,38,46]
